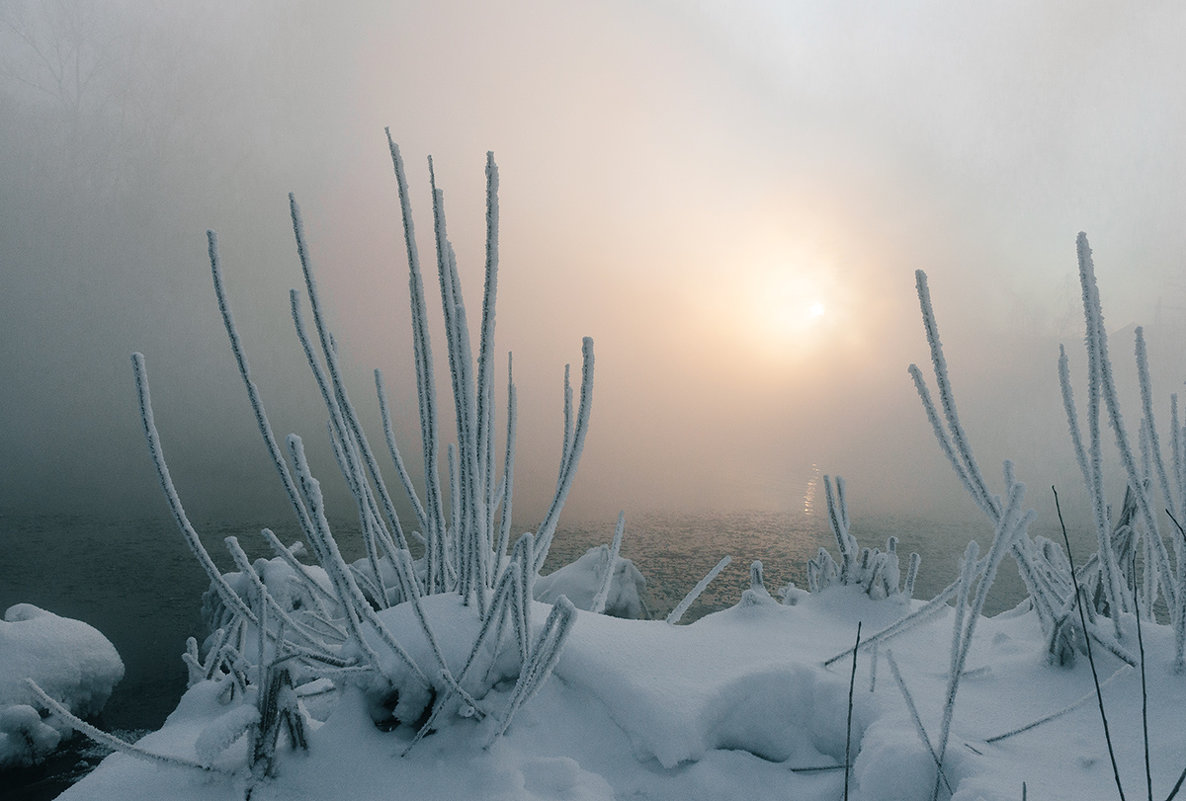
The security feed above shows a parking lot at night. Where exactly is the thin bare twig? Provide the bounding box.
[1054,485,1127,801]
[845,621,862,801]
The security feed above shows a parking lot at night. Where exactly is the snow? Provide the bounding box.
[0,603,124,767]
[43,578,1186,801]
[533,545,648,619]
[194,704,259,765]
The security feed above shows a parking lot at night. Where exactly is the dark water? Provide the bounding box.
[0,506,1056,798]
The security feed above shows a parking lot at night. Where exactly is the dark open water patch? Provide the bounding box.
[2,728,144,801]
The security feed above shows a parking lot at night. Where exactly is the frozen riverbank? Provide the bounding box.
[53,581,1186,801]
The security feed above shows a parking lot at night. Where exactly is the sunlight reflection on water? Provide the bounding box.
[802,464,822,517]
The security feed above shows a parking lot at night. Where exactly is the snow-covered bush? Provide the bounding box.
[0,604,123,767]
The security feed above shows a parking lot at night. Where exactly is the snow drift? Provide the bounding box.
[0,604,123,767]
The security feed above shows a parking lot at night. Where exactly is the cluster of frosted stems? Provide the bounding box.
[124,133,595,771]
[807,475,921,601]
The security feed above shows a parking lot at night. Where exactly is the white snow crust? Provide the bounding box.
[0,603,124,767]
[53,583,1186,801]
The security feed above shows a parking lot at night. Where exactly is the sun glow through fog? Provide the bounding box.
[745,260,840,357]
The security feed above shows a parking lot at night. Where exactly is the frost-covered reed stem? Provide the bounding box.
[28,680,233,775]
[912,270,1000,519]
[983,666,1130,743]
[1169,511,1186,671]
[1173,397,1186,555]
[386,132,448,591]
[287,436,382,664]
[824,476,857,582]
[1136,342,1186,661]
[933,540,979,801]
[1078,235,1177,623]
[533,338,595,574]
[905,552,922,599]
[209,232,320,554]
[885,651,952,797]
[428,160,480,599]
[515,533,536,662]
[934,484,1035,801]
[448,443,462,572]
[489,596,578,742]
[291,310,387,601]
[490,536,535,667]
[287,200,407,587]
[750,560,766,591]
[560,364,575,483]
[258,528,339,615]
[823,580,961,667]
[1060,338,1092,475]
[133,353,259,627]
[496,354,517,565]
[667,555,731,625]
[591,511,627,614]
[287,434,433,692]
[223,536,334,657]
[960,485,1031,660]
[1065,257,1126,632]
[374,370,428,544]
[477,152,500,558]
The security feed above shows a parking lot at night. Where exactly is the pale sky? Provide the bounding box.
[2,0,1185,528]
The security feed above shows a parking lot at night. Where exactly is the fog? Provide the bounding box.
[3,0,1185,531]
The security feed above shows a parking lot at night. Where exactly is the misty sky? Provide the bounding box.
[3,0,1185,530]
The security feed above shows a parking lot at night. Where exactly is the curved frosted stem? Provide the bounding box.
[914,270,999,518]
[591,511,626,614]
[533,338,595,573]
[133,353,257,627]
[208,231,317,552]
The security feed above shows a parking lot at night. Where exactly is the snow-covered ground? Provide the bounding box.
[44,576,1185,801]
[0,604,123,768]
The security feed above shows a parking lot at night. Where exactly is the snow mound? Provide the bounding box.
[0,604,124,767]
[555,597,867,769]
[535,545,649,619]
[53,582,1186,801]
[202,555,332,636]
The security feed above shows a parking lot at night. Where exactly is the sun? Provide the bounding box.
[693,242,854,366]
[747,267,835,351]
